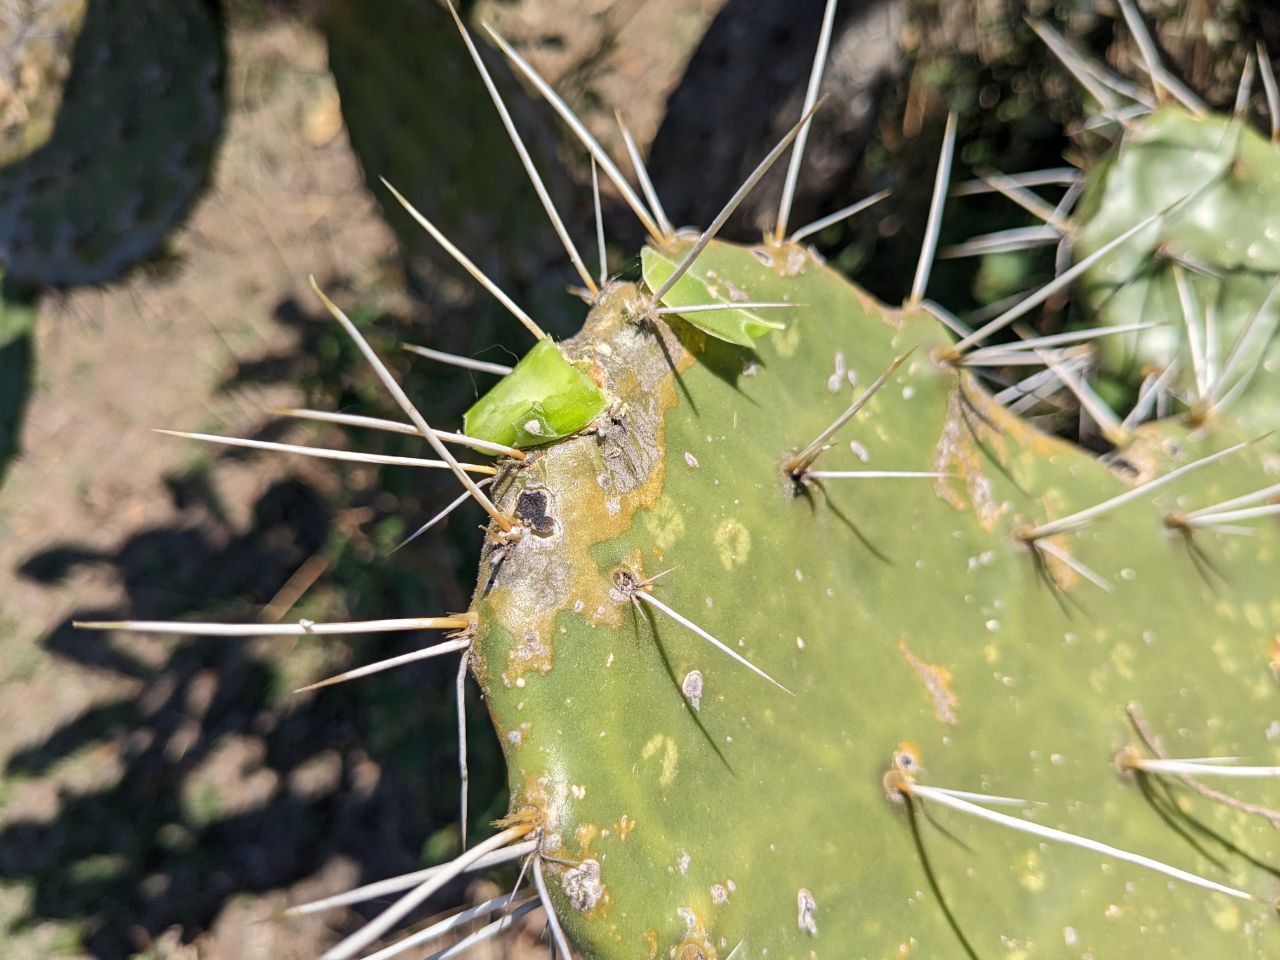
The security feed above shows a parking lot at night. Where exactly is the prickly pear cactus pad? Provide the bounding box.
[465,235,1280,959]
[1073,106,1280,431]
[0,0,223,285]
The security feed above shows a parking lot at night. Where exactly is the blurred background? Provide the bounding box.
[0,0,1276,956]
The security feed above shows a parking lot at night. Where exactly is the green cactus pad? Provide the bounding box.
[464,338,610,449]
[0,0,223,286]
[1074,107,1280,431]
[469,237,1280,959]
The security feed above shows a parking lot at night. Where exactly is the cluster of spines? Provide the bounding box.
[74,2,1280,957]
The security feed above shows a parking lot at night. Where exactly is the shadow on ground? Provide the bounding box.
[0,294,507,959]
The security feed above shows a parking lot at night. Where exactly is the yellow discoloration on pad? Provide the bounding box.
[576,822,600,854]
[643,495,686,553]
[713,518,751,570]
[774,322,802,357]
[1244,604,1265,630]
[1017,849,1046,892]
[1037,533,1083,590]
[641,734,679,786]
[1211,901,1242,932]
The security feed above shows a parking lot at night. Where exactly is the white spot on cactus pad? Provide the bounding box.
[678,850,691,875]
[797,887,818,935]
[506,723,529,746]
[703,268,750,301]
[682,670,703,710]
[827,351,847,392]
[710,883,729,904]
[967,550,996,570]
[562,859,602,912]
[684,451,700,468]
[523,419,543,435]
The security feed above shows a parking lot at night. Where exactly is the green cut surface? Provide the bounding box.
[463,338,609,449]
[470,239,1280,960]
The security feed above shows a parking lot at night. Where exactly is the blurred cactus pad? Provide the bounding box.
[1074,106,1280,433]
[0,0,223,285]
[0,0,88,166]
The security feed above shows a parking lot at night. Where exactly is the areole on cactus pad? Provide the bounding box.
[76,2,1280,958]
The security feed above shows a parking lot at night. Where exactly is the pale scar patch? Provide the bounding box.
[641,733,679,786]
[713,517,751,570]
[644,494,686,552]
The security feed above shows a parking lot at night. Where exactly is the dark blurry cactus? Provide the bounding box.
[0,279,37,487]
[0,0,223,491]
[323,0,593,340]
[80,2,1280,958]
[0,0,223,286]
[0,0,88,166]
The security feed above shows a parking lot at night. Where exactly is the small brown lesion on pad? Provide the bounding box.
[575,822,599,855]
[899,639,959,725]
[932,389,1005,530]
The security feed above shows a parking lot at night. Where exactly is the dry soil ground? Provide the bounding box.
[0,15,548,960]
